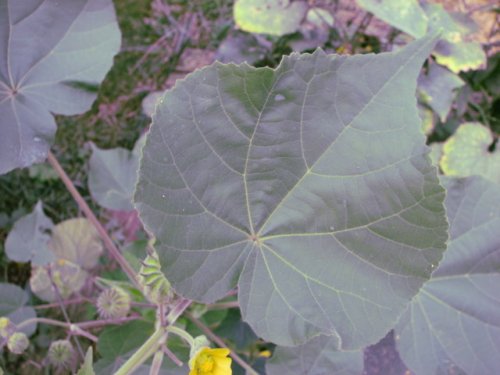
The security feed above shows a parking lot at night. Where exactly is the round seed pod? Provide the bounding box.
[96,286,131,319]
[48,340,75,369]
[7,332,29,354]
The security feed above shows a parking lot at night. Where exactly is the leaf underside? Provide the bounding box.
[135,34,448,348]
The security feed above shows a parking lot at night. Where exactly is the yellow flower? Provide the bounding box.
[189,347,232,375]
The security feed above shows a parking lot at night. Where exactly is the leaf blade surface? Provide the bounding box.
[0,0,120,174]
[135,35,448,348]
[395,176,500,375]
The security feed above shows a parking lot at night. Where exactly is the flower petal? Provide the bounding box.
[210,348,230,358]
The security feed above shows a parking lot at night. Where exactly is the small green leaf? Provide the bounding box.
[234,0,308,36]
[429,143,444,167]
[49,218,103,269]
[418,63,464,122]
[418,104,435,135]
[440,123,500,185]
[356,0,428,38]
[76,347,95,375]
[0,283,37,336]
[267,335,363,375]
[396,176,500,375]
[423,3,486,73]
[88,137,144,211]
[5,201,55,265]
[433,40,486,74]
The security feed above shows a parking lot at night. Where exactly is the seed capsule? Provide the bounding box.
[48,340,75,369]
[96,287,131,319]
[7,332,29,354]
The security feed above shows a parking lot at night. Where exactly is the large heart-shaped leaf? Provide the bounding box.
[395,176,500,375]
[0,0,120,175]
[135,35,448,348]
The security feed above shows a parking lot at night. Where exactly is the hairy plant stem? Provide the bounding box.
[113,300,192,374]
[166,325,195,347]
[47,151,139,289]
[115,327,167,375]
[149,350,165,375]
[165,298,192,325]
[185,312,259,375]
[16,316,140,333]
[162,344,183,367]
[15,318,96,342]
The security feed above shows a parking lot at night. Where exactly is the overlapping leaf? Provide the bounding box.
[49,218,103,269]
[395,176,500,375]
[357,1,486,73]
[356,0,428,38]
[234,0,308,36]
[0,283,37,336]
[0,0,120,175]
[135,35,448,348]
[418,63,464,122]
[88,136,145,211]
[424,3,486,73]
[5,201,55,265]
[267,336,363,375]
[440,123,500,185]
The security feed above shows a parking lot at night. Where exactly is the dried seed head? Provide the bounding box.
[48,340,75,369]
[7,332,29,354]
[96,287,131,319]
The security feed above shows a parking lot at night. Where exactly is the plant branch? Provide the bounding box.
[162,344,183,367]
[165,298,192,325]
[16,315,140,332]
[149,350,165,375]
[114,327,167,375]
[47,151,139,289]
[34,297,93,310]
[185,312,259,375]
[166,325,195,347]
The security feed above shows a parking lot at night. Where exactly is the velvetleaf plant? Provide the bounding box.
[1,0,498,373]
[134,32,448,350]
